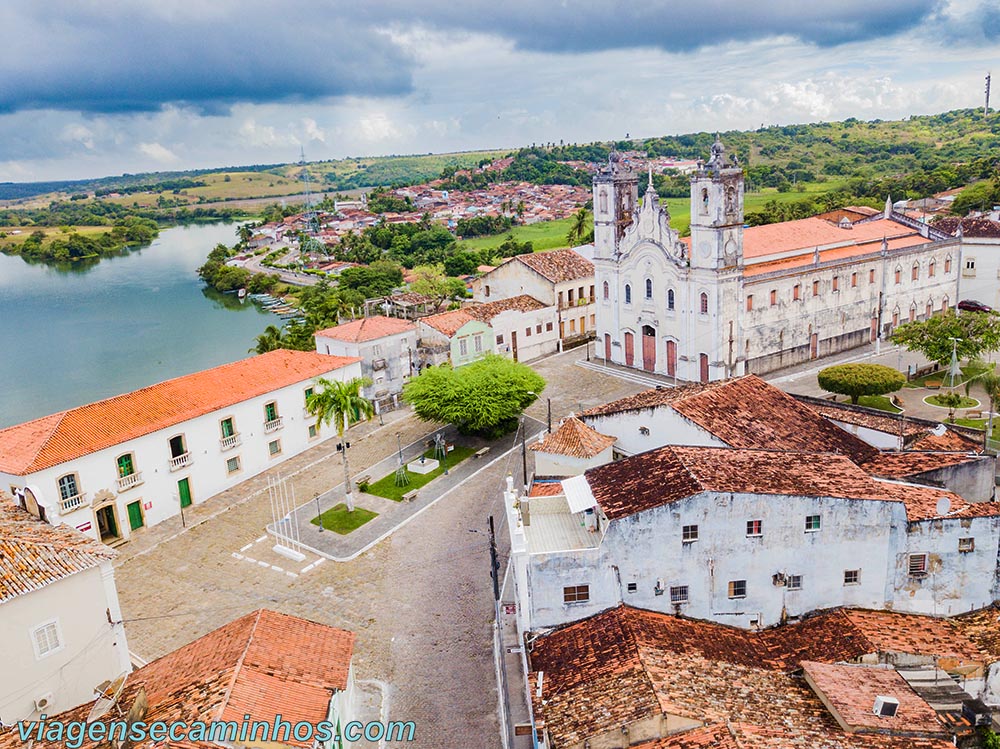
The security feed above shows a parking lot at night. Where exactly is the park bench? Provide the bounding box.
[925,379,942,390]
[967,411,984,420]
[402,491,418,503]
[355,475,371,487]
[474,447,491,459]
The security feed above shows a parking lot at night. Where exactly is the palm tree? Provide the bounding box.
[567,208,591,245]
[236,224,253,246]
[306,377,374,512]
[250,325,285,354]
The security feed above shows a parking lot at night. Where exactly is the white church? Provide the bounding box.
[593,138,961,381]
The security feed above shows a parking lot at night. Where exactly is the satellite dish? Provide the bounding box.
[87,672,128,722]
[932,423,948,437]
[935,496,952,517]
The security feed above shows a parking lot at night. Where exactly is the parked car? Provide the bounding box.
[958,299,993,313]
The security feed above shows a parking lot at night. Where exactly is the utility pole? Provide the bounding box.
[986,72,992,118]
[488,515,500,601]
[521,417,529,492]
[547,398,552,434]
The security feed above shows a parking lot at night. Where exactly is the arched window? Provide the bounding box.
[625,284,632,304]
[645,278,653,300]
[700,292,709,315]
[894,266,902,285]
[701,188,709,214]
[944,256,952,274]
[602,280,609,300]
[599,189,608,214]
[667,289,675,310]
[912,262,919,281]
[909,303,917,321]
[928,260,936,277]
[942,296,949,312]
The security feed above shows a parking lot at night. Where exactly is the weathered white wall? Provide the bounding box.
[490,306,560,363]
[956,237,1000,310]
[580,408,724,457]
[534,445,613,477]
[0,562,130,723]
[473,261,553,306]
[315,329,418,400]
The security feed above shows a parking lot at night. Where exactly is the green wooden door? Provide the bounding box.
[178,478,192,508]
[126,500,143,531]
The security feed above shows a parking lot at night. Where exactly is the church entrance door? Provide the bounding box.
[624,331,634,367]
[666,340,677,377]
[641,326,656,372]
[699,353,709,383]
[604,333,611,361]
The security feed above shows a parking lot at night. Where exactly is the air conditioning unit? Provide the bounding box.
[34,693,53,712]
[873,695,899,717]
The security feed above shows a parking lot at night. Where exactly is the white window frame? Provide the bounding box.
[226,456,241,474]
[844,569,860,586]
[746,519,762,537]
[728,580,747,599]
[787,575,802,591]
[32,619,63,659]
[682,524,699,543]
[670,585,689,604]
[805,514,821,532]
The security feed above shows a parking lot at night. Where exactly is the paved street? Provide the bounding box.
[113,345,645,749]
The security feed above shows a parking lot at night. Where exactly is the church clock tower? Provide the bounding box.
[689,136,744,270]
[593,152,638,261]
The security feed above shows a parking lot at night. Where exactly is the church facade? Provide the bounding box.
[593,139,962,382]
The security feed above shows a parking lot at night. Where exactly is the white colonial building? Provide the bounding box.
[593,139,962,381]
[0,501,130,725]
[0,350,362,546]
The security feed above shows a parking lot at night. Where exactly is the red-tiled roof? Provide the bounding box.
[0,502,115,603]
[871,480,998,521]
[0,350,361,475]
[801,660,945,734]
[580,376,877,464]
[314,315,415,343]
[512,248,594,283]
[465,295,548,321]
[933,217,1000,239]
[862,452,986,480]
[741,216,924,260]
[529,417,615,459]
[3,610,355,749]
[418,309,476,337]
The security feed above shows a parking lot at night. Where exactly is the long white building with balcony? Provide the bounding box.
[0,350,361,546]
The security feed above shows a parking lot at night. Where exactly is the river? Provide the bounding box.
[0,222,275,428]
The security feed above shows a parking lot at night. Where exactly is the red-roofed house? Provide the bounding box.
[314,316,417,411]
[0,350,362,546]
[593,139,960,382]
[415,309,493,368]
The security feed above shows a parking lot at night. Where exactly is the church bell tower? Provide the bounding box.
[689,136,744,270]
[593,152,638,260]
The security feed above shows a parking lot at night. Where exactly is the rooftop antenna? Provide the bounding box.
[299,147,318,232]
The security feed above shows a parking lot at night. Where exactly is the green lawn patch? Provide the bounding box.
[363,445,478,501]
[905,362,995,388]
[924,394,979,409]
[310,503,378,534]
[456,218,575,252]
[856,395,902,413]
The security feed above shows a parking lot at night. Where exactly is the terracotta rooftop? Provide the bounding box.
[314,315,415,343]
[741,216,925,261]
[933,216,1000,239]
[465,294,548,321]
[862,451,987,481]
[4,610,355,749]
[801,660,945,735]
[529,417,615,459]
[530,605,957,749]
[0,350,361,476]
[512,248,594,283]
[418,308,476,337]
[954,605,1000,661]
[580,376,878,464]
[743,232,933,277]
[0,502,115,603]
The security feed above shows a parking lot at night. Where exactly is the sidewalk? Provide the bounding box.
[285,417,546,561]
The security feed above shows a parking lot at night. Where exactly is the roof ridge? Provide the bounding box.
[8,410,68,473]
[215,609,263,721]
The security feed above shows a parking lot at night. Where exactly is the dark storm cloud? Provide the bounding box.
[0,2,414,115]
[0,0,940,116]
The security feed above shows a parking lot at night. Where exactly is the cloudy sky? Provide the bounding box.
[1,0,998,182]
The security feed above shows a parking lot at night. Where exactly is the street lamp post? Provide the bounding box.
[314,492,323,533]
[948,337,963,388]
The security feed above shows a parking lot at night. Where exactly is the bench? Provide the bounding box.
[967,411,984,420]
[402,491,418,503]
[925,379,942,390]
[355,475,371,489]
[474,447,491,459]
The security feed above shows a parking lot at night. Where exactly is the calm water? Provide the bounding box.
[0,223,274,427]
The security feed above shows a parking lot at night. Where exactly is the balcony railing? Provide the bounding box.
[219,433,242,451]
[116,472,144,492]
[169,452,192,471]
[58,492,86,514]
[264,416,284,433]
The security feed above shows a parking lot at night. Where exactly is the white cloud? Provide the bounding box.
[137,141,179,164]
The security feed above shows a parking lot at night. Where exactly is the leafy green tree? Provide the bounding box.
[306,377,374,511]
[403,354,545,438]
[410,263,453,305]
[250,325,286,354]
[891,311,1000,366]
[937,391,964,422]
[817,363,905,405]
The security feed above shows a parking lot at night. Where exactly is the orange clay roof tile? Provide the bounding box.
[314,315,415,343]
[529,416,615,458]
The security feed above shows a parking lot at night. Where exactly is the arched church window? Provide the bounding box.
[599,189,608,214]
[700,292,709,315]
[645,278,653,300]
[602,280,609,300]
[701,188,709,214]
[725,186,736,212]
[625,284,632,304]
[667,289,675,311]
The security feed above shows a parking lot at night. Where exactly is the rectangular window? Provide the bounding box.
[746,295,753,311]
[670,585,689,604]
[496,334,504,345]
[844,569,860,585]
[793,285,800,301]
[545,322,553,332]
[832,276,839,292]
[912,265,919,281]
[536,324,542,334]
[264,402,278,422]
[32,620,62,658]
[908,553,928,576]
[525,327,532,337]
[474,334,483,352]
[851,272,858,288]
[268,439,281,456]
[459,338,468,356]
[788,575,802,591]
[563,585,590,604]
[682,524,699,543]
[569,319,576,333]
[746,519,762,537]
[959,537,975,553]
[226,456,241,474]
[308,424,318,439]
[304,387,313,406]
[220,417,235,438]
[812,280,820,296]
[805,514,821,532]
[869,268,876,284]
[626,582,638,593]
[965,258,976,277]
[769,289,777,306]
[728,580,747,598]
